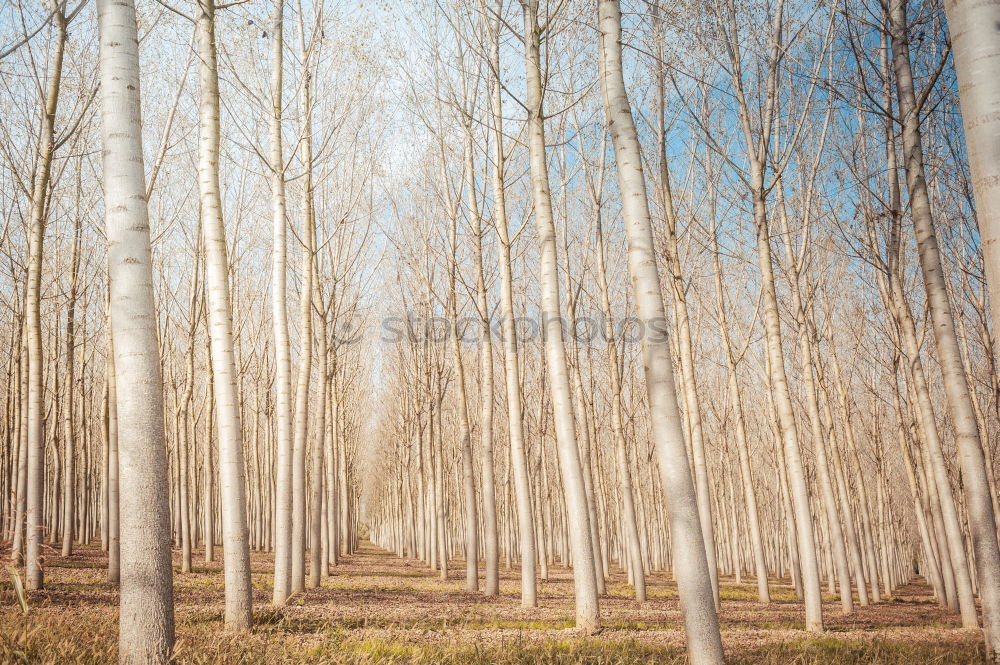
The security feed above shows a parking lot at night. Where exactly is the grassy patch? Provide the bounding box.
[731,637,985,664]
[719,584,799,603]
[311,637,685,665]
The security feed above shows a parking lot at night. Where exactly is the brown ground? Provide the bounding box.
[0,541,988,663]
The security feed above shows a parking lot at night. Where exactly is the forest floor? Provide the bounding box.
[0,541,988,664]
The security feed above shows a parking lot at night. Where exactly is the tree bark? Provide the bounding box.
[98,0,175,658]
[598,2,723,661]
[24,2,67,591]
[521,0,599,633]
[61,206,81,558]
[194,0,254,630]
[270,0,295,607]
[468,121,500,597]
[489,0,536,607]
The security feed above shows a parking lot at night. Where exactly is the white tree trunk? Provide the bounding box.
[489,0,536,607]
[468,125,499,597]
[448,200,479,593]
[24,2,67,591]
[194,0,253,630]
[61,211,81,558]
[106,332,120,585]
[270,0,295,607]
[97,0,175,658]
[521,0,599,633]
[594,203,646,602]
[940,0,1000,657]
[710,220,769,604]
[598,3,723,661]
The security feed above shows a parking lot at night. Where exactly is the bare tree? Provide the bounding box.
[97,0,175,659]
[598,2,723,661]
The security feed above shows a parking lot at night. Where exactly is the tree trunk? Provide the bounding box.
[97,0,175,658]
[594,194,646,602]
[710,216,769,604]
[194,0,254,630]
[521,0,600,634]
[270,0,295,608]
[309,297,327,588]
[10,327,28,565]
[468,123,499,597]
[24,2,67,591]
[490,0,536,607]
[448,197,478,593]
[106,333,120,585]
[61,208,81,558]
[598,2,723,661]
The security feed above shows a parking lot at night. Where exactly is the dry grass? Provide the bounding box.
[0,542,987,664]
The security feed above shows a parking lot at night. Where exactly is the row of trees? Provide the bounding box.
[1,0,377,660]
[1,0,1000,663]
[363,0,1000,663]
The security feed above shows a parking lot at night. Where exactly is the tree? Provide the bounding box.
[888,0,1000,653]
[486,0,537,607]
[24,0,67,592]
[97,0,175,659]
[193,0,254,631]
[597,1,724,662]
[270,0,295,608]
[519,0,600,635]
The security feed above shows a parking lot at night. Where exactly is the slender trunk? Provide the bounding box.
[752,167,823,632]
[594,196,646,602]
[271,0,294,607]
[309,301,327,587]
[656,156,718,607]
[818,368,869,607]
[61,208,81,557]
[491,0,536,607]
[830,354,882,603]
[179,363,193,573]
[598,3,723,661]
[194,0,254,630]
[25,3,67,591]
[327,359,339,567]
[10,327,28,565]
[710,220,769,603]
[106,334,120,585]
[204,333,215,563]
[521,0,599,633]
[893,357,946,600]
[101,373,110,552]
[448,204,478,592]
[291,0,317,596]
[871,27,970,613]
[466,126,498,595]
[722,0,824,629]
